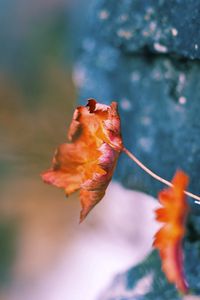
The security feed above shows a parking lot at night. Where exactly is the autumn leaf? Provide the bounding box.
[153,170,189,294]
[41,99,123,222]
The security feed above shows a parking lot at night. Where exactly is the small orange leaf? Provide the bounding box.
[41,99,123,222]
[153,170,189,294]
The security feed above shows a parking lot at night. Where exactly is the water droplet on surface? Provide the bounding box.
[154,43,168,53]
[120,98,132,111]
[98,10,110,20]
[171,28,178,36]
[117,29,133,40]
[178,96,187,105]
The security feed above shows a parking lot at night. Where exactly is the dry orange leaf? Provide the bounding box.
[41,99,123,222]
[153,170,189,294]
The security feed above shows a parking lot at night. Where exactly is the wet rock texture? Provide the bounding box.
[75,0,200,299]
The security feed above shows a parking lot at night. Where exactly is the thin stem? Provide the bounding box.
[122,146,200,203]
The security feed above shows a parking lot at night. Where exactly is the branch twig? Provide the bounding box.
[122,146,200,203]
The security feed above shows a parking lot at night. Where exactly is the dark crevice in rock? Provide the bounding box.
[121,44,197,66]
[117,44,195,105]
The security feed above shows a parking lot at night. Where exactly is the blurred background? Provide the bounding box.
[0,1,158,299]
